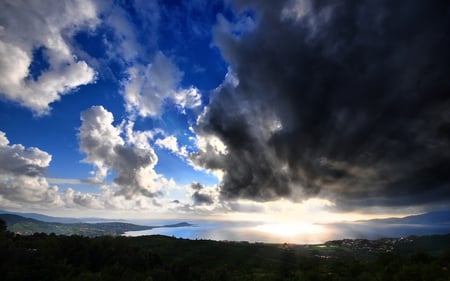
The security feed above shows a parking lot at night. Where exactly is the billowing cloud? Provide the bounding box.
[0,0,97,115]
[0,131,62,206]
[0,127,205,213]
[192,191,214,205]
[156,135,188,157]
[123,52,202,117]
[79,105,171,199]
[122,121,164,150]
[0,131,51,176]
[156,135,179,153]
[190,182,204,191]
[193,0,450,209]
[98,0,159,64]
[64,188,103,209]
[189,182,216,206]
[95,1,202,117]
[0,176,62,206]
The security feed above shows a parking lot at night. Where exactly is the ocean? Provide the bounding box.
[123,220,335,244]
[123,219,450,244]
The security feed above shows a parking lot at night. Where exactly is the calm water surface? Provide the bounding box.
[124,220,335,244]
[123,220,450,244]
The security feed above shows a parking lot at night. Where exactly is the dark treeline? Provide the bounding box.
[1,219,450,281]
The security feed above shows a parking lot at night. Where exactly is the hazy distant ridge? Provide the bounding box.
[329,210,450,240]
[0,209,125,223]
[357,210,450,225]
[0,213,192,237]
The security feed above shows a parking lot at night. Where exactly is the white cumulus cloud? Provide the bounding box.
[155,135,188,157]
[0,0,98,115]
[0,131,62,206]
[123,52,202,117]
[0,131,51,176]
[79,105,173,199]
[64,188,104,209]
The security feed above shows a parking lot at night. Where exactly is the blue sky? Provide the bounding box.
[1,0,449,230]
[0,0,230,216]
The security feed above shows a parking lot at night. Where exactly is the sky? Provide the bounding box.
[0,0,449,229]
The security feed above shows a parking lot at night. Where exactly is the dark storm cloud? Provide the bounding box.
[192,191,214,205]
[190,182,204,190]
[190,183,215,205]
[193,0,450,208]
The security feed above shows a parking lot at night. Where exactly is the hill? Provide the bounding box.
[0,214,192,237]
[0,209,124,223]
[359,210,450,225]
[0,213,154,236]
[1,221,449,281]
[328,210,450,240]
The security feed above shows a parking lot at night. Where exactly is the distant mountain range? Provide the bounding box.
[357,210,450,225]
[0,211,193,237]
[0,209,127,223]
[1,209,449,239]
[329,210,450,240]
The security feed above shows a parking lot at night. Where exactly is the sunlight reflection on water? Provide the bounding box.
[124,221,335,244]
[123,220,450,244]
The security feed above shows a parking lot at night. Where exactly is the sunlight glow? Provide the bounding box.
[255,223,325,237]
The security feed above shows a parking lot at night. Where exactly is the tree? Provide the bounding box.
[0,218,6,233]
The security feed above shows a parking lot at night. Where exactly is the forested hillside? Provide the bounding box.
[1,218,450,281]
[0,214,152,236]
